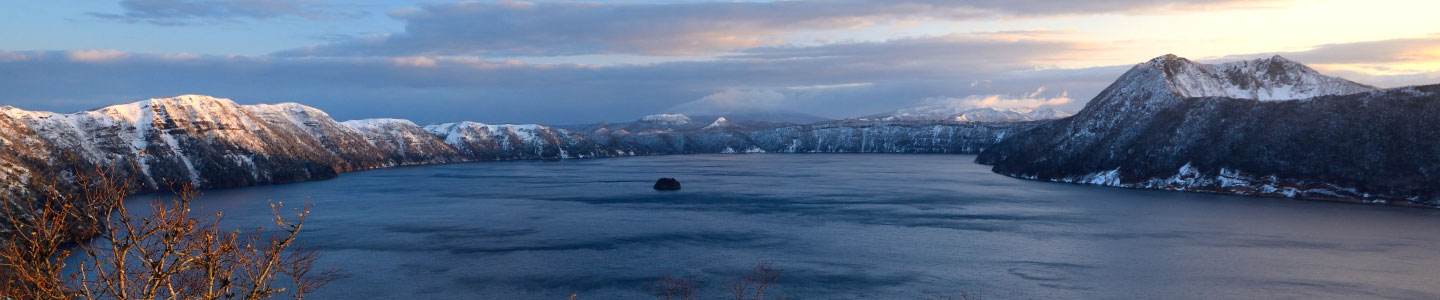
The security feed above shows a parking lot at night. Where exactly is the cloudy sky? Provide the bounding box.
[1,0,1437,124]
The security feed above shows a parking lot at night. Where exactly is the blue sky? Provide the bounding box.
[2,0,1438,124]
[0,0,406,55]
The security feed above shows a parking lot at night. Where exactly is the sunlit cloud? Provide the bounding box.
[0,30,1132,123]
[668,88,789,115]
[0,51,31,63]
[926,87,1073,110]
[1113,0,1297,15]
[392,56,438,68]
[276,0,1277,57]
[729,31,1120,70]
[65,49,130,63]
[153,52,202,61]
[1217,36,1440,87]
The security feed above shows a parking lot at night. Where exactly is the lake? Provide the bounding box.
[154,154,1440,299]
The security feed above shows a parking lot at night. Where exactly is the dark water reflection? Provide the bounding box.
[141,154,1440,299]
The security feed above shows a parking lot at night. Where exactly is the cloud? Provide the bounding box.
[925,87,1074,110]
[65,49,130,63]
[90,0,363,25]
[727,32,1118,72]
[1308,66,1440,89]
[1219,37,1440,65]
[277,0,1282,57]
[940,0,1294,15]
[0,33,1131,124]
[786,83,873,90]
[667,88,789,115]
[0,51,31,63]
[1215,36,1440,87]
[392,56,438,68]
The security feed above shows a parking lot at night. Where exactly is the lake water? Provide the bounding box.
[158,154,1440,299]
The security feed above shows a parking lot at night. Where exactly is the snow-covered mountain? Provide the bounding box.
[1159,54,1374,100]
[0,95,614,198]
[639,114,693,125]
[340,118,467,163]
[0,95,382,193]
[1023,108,1071,120]
[977,54,1440,206]
[861,106,1072,122]
[0,95,1033,202]
[422,121,613,159]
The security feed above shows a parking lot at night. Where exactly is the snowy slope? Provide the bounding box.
[1151,54,1375,100]
[340,118,466,163]
[422,121,613,159]
[243,102,402,170]
[0,95,467,194]
[0,95,352,189]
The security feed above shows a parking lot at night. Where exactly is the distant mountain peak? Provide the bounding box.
[702,116,733,129]
[341,118,418,129]
[166,94,224,101]
[680,111,831,124]
[1146,53,1184,64]
[1024,107,1070,120]
[640,113,692,125]
[1134,54,1375,101]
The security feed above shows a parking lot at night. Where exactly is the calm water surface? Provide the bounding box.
[153,154,1440,299]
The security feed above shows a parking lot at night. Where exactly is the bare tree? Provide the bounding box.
[927,291,982,300]
[652,274,700,300]
[0,165,342,300]
[724,261,788,300]
[0,182,77,299]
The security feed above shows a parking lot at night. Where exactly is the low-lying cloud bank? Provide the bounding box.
[276,0,1284,57]
[0,32,1129,124]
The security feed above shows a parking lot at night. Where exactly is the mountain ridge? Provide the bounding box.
[0,95,1034,203]
[860,106,1072,122]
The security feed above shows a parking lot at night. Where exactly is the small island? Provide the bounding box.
[653,178,682,190]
